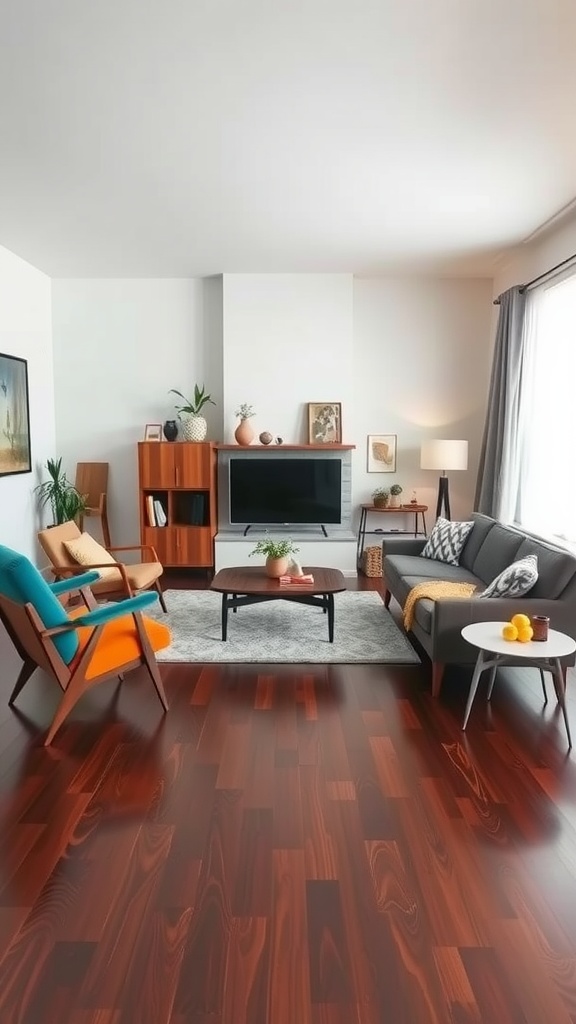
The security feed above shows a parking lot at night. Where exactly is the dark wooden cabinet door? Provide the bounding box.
[172,527,213,566]
[139,444,175,488]
[141,527,173,565]
[172,444,212,488]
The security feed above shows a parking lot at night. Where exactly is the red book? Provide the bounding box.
[278,574,315,585]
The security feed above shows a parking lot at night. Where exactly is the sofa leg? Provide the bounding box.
[432,663,445,698]
[384,588,391,609]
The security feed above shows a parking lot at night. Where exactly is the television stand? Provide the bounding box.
[242,524,329,537]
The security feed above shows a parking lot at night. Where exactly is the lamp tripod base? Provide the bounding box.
[436,476,451,519]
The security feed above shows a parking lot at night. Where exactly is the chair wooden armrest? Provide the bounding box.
[106,544,160,562]
[49,561,133,593]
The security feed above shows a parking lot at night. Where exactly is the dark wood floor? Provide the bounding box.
[0,574,575,1023]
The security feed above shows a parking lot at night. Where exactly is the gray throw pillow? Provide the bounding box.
[421,517,474,566]
[480,554,538,599]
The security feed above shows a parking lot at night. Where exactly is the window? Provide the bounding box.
[516,272,576,545]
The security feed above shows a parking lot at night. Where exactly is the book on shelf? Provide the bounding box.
[278,574,315,586]
[153,499,167,526]
[146,494,156,527]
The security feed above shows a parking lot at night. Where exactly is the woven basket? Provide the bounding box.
[361,545,382,578]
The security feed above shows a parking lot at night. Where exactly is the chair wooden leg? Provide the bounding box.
[143,651,169,711]
[8,659,37,705]
[432,662,445,698]
[155,580,168,613]
[384,588,391,609]
[44,678,90,746]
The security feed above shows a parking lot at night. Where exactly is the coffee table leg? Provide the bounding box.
[462,649,487,729]
[221,593,228,641]
[327,593,335,642]
[552,657,572,749]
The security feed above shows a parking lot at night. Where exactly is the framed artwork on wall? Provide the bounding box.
[0,353,32,478]
[367,434,397,473]
[307,402,342,444]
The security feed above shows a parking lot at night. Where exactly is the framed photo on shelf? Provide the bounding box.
[307,402,342,444]
[367,433,397,473]
[0,352,32,478]
[144,423,162,441]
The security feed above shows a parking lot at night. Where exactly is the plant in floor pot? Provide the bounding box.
[389,483,403,508]
[34,457,88,525]
[372,487,390,509]
[249,536,300,578]
[169,385,215,441]
[234,403,256,446]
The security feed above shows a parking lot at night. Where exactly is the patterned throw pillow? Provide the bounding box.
[421,517,474,566]
[479,554,538,599]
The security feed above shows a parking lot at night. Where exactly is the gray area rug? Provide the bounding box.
[150,589,420,664]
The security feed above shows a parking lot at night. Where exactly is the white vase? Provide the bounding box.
[389,494,401,508]
[182,415,207,441]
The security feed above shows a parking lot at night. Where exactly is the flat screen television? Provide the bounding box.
[229,458,342,525]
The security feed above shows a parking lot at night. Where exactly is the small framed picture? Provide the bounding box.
[307,402,342,444]
[367,434,397,472]
[144,423,162,441]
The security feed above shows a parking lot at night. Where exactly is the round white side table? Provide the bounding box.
[461,621,575,748]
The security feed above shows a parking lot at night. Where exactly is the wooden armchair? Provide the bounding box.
[0,544,171,745]
[38,520,167,612]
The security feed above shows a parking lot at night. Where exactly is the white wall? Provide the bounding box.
[51,278,217,544]
[0,245,54,559]
[222,274,354,444]
[352,277,494,525]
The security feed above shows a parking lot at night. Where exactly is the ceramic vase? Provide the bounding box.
[389,494,401,508]
[163,419,178,441]
[266,555,289,578]
[235,417,255,446]
[182,415,207,441]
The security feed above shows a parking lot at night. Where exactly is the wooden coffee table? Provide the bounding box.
[210,565,347,642]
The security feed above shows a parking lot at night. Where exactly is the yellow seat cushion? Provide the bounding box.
[70,612,171,679]
[89,560,163,595]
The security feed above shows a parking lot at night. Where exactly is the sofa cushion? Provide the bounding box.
[480,554,538,599]
[471,523,524,583]
[421,518,474,566]
[515,537,576,599]
[459,513,496,571]
[385,565,482,613]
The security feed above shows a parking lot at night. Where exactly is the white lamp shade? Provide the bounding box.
[420,439,468,472]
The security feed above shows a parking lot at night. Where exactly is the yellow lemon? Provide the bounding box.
[517,626,534,643]
[511,613,531,631]
[502,623,518,641]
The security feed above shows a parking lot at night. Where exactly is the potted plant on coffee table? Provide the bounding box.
[372,487,390,509]
[249,536,300,578]
[389,483,403,508]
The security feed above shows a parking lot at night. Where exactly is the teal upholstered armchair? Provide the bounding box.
[0,544,171,745]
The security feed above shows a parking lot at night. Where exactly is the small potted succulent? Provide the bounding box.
[389,483,403,508]
[249,536,300,578]
[372,487,390,509]
[169,385,215,441]
[235,403,256,446]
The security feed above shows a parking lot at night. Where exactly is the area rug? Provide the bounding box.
[149,589,420,664]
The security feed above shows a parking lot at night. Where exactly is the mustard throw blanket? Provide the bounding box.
[403,581,477,631]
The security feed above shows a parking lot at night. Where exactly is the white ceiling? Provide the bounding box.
[1,0,576,278]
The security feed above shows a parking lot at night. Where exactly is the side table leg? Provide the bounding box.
[462,650,487,730]
[221,593,229,641]
[327,593,335,643]
[486,658,500,701]
[357,508,367,568]
[552,657,572,749]
[539,668,549,705]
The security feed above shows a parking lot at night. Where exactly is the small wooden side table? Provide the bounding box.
[356,504,428,568]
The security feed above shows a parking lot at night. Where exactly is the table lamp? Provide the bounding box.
[420,439,468,520]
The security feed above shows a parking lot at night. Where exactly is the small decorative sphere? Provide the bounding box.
[275,436,283,445]
[259,431,273,445]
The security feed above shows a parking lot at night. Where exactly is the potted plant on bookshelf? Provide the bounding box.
[249,536,300,578]
[34,457,87,526]
[372,487,390,509]
[234,403,256,446]
[169,385,215,441]
[389,483,403,508]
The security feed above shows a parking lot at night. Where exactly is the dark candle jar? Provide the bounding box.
[163,419,178,442]
[531,615,550,642]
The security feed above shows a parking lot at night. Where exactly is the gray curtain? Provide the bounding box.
[474,286,527,518]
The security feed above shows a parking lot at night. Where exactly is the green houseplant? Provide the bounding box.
[372,486,390,509]
[169,385,215,441]
[389,483,403,508]
[34,457,87,526]
[249,536,299,578]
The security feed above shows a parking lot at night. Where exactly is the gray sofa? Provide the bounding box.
[382,512,576,696]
